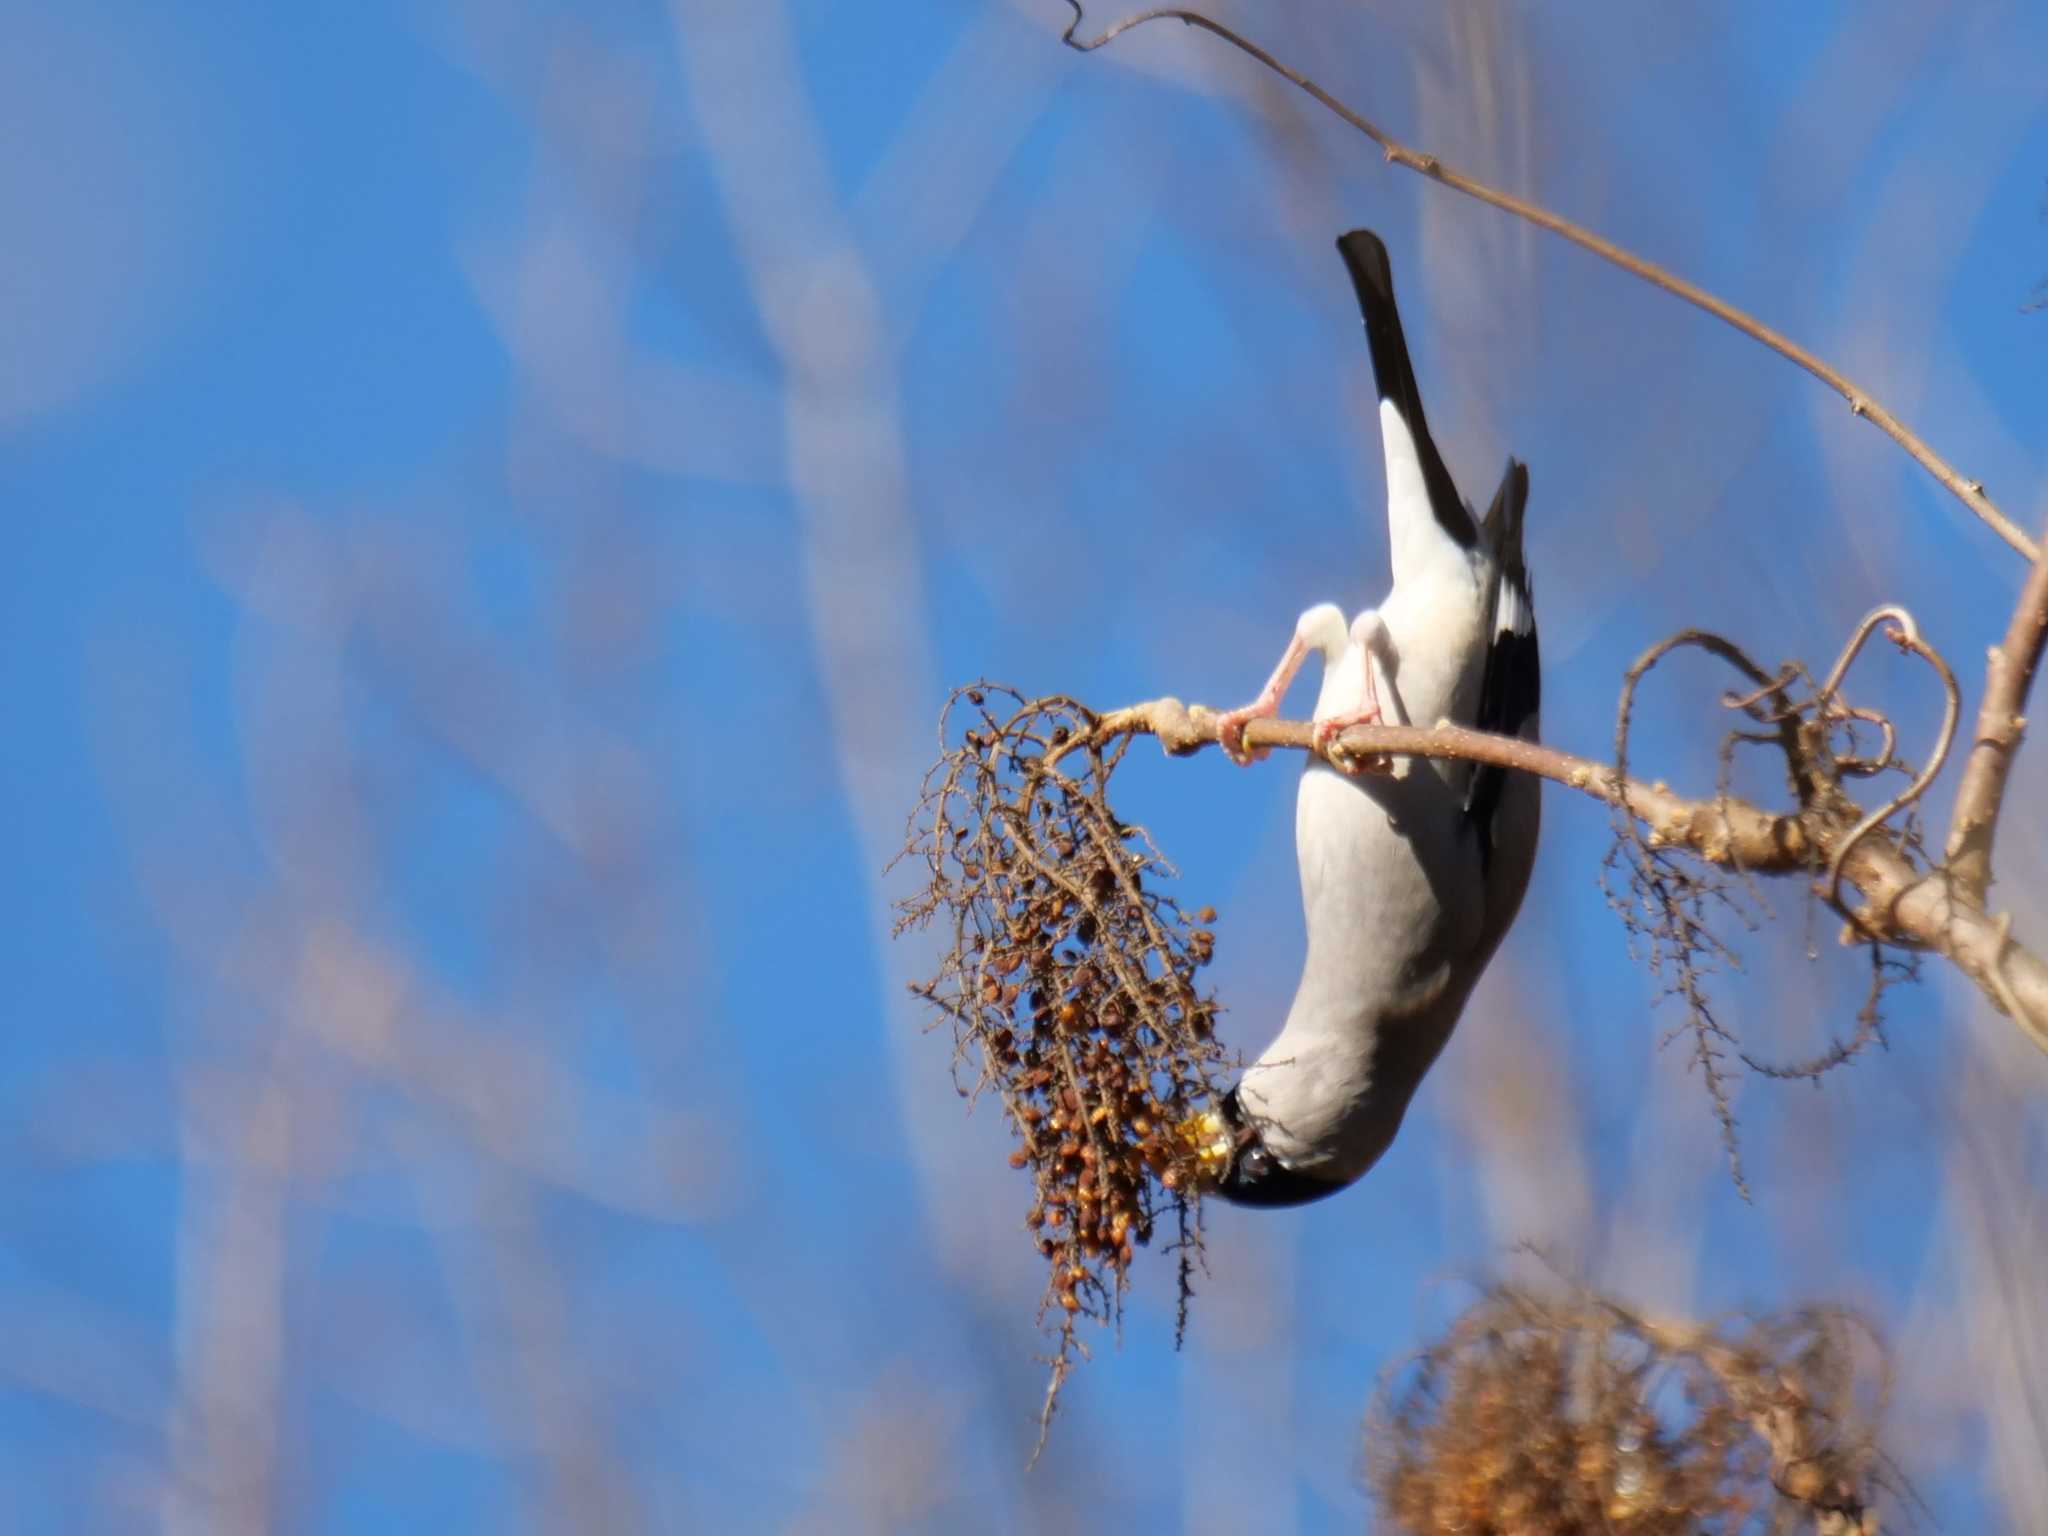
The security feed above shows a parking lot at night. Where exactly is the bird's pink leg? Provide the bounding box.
[1215,634,1312,765]
[1215,604,1349,765]
[1313,612,1399,776]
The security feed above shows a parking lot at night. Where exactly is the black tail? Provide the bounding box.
[1336,229,1475,549]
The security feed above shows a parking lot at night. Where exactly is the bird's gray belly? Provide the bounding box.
[1241,763,1486,1177]
[1296,761,1483,997]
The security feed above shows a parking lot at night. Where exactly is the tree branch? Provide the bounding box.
[1090,698,1817,865]
[1945,524,2048,903]
[1058,3,2036,562]
[1841,836,2048,1058]
[1087,698,2048,1056]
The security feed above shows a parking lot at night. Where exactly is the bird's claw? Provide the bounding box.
[1314,714,1395,777]
[1215,705,1274,766]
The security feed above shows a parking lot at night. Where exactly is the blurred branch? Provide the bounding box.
[1058,2,2037,563]
[1086,694,2048,1056]
[1945,525,2048,903]
[1367,1279,1894,1532]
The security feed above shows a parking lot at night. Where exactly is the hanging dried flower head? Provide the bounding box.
[895,685,1235,1450]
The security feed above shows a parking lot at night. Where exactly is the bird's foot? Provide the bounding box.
[1214,607,1348,766]
[1313,709,1395,776]
[1214,700,1277,765]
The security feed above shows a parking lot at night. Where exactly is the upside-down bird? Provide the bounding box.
[1191,229,1542,1207]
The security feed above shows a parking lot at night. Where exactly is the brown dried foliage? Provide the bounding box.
[894,685,1233,1448]
[1367,1283,1895,1536]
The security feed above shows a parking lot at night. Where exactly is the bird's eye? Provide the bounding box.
[1237,1145,1274,1181]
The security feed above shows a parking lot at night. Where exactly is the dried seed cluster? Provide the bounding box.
[1367,1285,1889,1536]
[896,685,1232,1441]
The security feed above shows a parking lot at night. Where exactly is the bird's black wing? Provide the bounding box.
[1336,229,1478,550]
[1465,458,1539,868]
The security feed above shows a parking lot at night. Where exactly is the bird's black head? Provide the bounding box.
[1208,1089,1346,1209]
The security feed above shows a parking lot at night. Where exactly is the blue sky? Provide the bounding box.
[3,0,2046,1529]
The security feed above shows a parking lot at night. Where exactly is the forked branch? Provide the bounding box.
[1058,2,2035,562]
[1945,527,2048,901]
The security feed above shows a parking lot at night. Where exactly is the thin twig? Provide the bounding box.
[1610,631,1792,1194]
[1945,520,2048,901]
[1058,2,2036,561]
[1816,605,1914,708]
[1816,607,1960,911]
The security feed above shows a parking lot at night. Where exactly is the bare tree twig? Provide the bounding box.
[1607,630,1795,1193]
[1946,523,2048,902]
[1818,607,1960,911]
[1057,2,2036,562]
[1086,698,1814,870]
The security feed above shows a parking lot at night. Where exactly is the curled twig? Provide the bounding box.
[1815,606,1912,707]
[1740,940,1916,1082]
[1593,612,1974,1175]
[1609,632,1794,1195]
[1817,609,1959,913]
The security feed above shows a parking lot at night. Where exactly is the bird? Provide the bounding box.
[1187,228,1542,1208]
